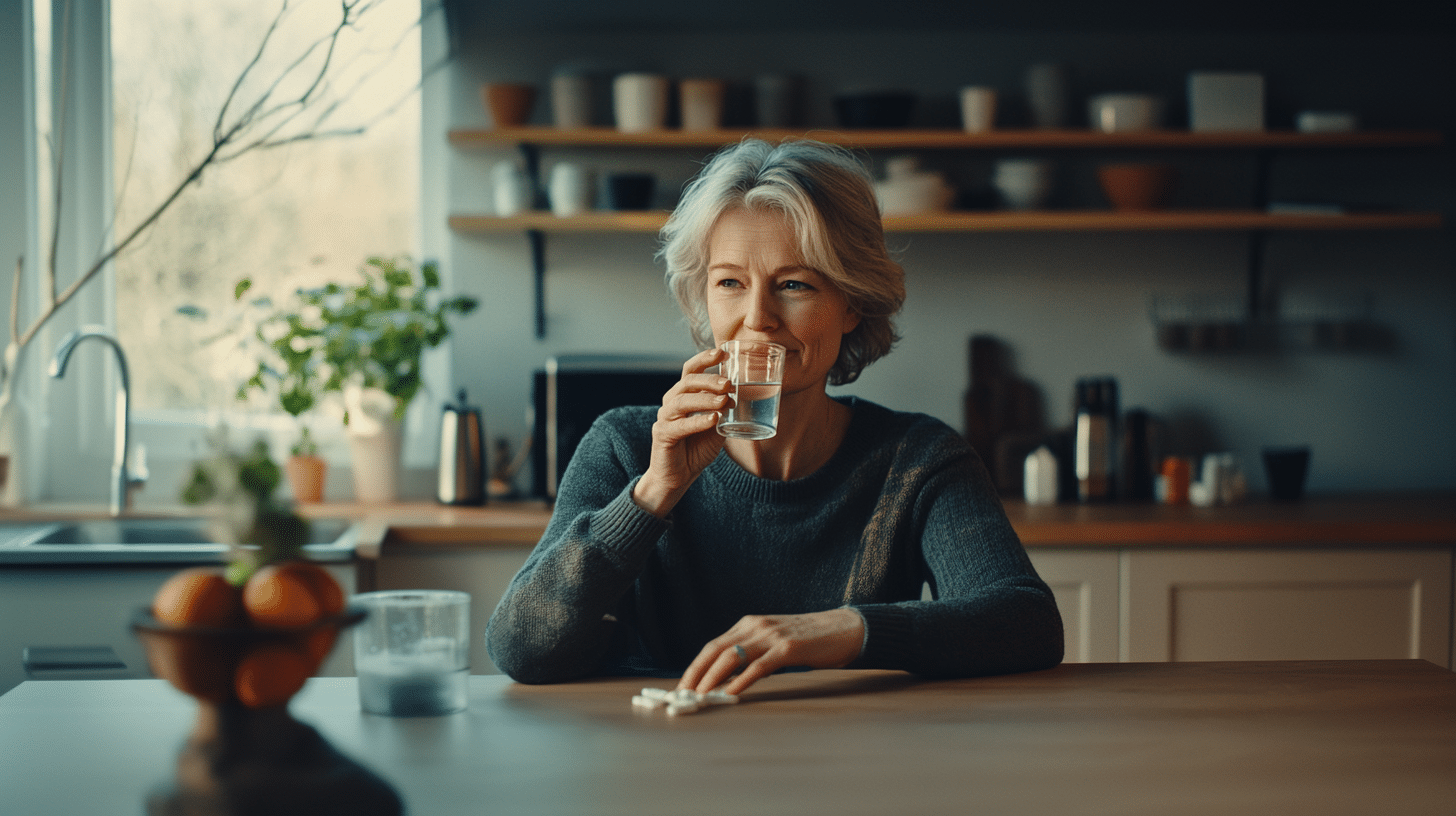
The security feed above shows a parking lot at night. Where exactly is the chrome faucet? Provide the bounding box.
[49,327,146,516]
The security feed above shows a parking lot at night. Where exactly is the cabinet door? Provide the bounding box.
[1027,549,1120,664]
[1123,548,1453,666]
[0,562,360,696]
[373,548,531,675]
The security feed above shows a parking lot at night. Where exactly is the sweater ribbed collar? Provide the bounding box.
[703,396,886,502]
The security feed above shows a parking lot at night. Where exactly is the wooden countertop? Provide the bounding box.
[7,492,1452,557]
[295,492,1456,554]
[3,661,1453,815]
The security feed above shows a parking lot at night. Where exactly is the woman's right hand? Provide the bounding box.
[631,347,730,518]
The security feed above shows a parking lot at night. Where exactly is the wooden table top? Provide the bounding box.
[1,660,1452,815]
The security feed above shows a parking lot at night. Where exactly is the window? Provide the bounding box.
[108,0,421,418]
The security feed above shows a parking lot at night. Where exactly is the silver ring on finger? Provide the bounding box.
[732,644,747,667]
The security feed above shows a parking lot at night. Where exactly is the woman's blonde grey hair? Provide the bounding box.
[658,138,904,386]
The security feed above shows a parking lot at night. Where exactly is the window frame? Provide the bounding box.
[11,0,449,507]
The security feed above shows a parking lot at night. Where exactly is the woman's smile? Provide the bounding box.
[705,208,859,395]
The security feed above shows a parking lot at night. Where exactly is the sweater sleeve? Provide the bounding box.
[851,444,1065,678]
[484,413,669,684]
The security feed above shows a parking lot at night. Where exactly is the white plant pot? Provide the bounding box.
[345,386,403,503]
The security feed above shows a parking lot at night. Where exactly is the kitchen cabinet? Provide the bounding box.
[1029,546,1454,668]
[447,126,1442,339]
[363,541,1454,670]
[370,546,531,675]
[1026,549,1121,663]
[0,561,359,696]
[336,496,1456,671]
[1120,547,1452,664]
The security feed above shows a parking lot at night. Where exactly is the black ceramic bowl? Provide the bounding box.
[833,91,917,128]
[606,173,656,210]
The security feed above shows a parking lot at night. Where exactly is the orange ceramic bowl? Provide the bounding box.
[1097,163,1176,210]
[482,82,537,128]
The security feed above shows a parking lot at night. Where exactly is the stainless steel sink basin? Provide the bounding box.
[0,516,356,564]
[26,518,227,546]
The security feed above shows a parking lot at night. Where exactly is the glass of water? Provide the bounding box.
[353,590,470,717]
[716,340,786,440]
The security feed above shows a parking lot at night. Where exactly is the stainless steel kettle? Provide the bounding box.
[437,389,486,505]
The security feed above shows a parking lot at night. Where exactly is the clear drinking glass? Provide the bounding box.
[716,340,786,440]
[353,590,470,717]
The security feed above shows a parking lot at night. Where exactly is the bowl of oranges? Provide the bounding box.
[134,560,362,709]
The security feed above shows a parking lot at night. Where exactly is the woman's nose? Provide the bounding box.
[743,288,779,331]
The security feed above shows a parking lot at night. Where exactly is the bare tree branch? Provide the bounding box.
[7,0,438,375]
[215,0,293,145]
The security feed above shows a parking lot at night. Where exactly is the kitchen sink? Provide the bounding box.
[0,516,356,564]
[26,518,227,546]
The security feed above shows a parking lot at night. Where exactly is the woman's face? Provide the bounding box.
[705,208,860,395]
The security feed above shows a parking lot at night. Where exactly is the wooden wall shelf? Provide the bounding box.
[447,125,1444,339]
[448,127,1444,151]
[450,210,1441,235]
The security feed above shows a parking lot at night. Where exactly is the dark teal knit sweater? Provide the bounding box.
[485,396,1063,683]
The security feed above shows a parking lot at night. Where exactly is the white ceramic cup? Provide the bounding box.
[613,73,669,133]
[491,161,531,217]
[1089,94,1162,133]
[992,159,1053,210]
[678,78,725,131]
[959,86,997,132]
[551,73,592,129]
[548,162,591,217]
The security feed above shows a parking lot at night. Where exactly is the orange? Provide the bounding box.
[152,567,245,628]
[234,643,312,708]
[290,560,346,616]
[242,560,344,629]
[303,629,339,667]
[145,634,243,704]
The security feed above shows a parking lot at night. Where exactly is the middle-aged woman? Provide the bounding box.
[486,138,1063,695]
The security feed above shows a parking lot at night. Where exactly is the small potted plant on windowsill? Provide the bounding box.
[221,276,331,504]
[246,256,477,502]
[180,279,331,504]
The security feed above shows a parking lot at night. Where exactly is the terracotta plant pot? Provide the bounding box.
[286,454,327,504]
[482,82,537,128]
[1097,163,1176,210]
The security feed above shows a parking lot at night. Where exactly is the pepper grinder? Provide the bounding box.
[1074,377,1119,502]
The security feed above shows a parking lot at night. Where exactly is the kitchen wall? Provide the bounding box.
[435,20,1454,495]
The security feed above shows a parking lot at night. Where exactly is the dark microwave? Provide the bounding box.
[530,355,684,499]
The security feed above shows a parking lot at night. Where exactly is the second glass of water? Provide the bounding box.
[717,340,786,440]
[353,590,470,717]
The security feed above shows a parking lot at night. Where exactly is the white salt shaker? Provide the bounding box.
[492,161,531,217]
[1024,446,1058,506]
[548,162,591,217]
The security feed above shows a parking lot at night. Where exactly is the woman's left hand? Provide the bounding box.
[677,608,866,696]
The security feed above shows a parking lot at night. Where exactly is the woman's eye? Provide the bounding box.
[782,280,814,291]
[714,277,741,289]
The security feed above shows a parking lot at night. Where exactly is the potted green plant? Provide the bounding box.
[244,255,477,502]
[179,278,330,504]
[216,277,330,504]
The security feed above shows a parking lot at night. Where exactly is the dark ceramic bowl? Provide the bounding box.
[833,91,917,128]
[606,173,656,210]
